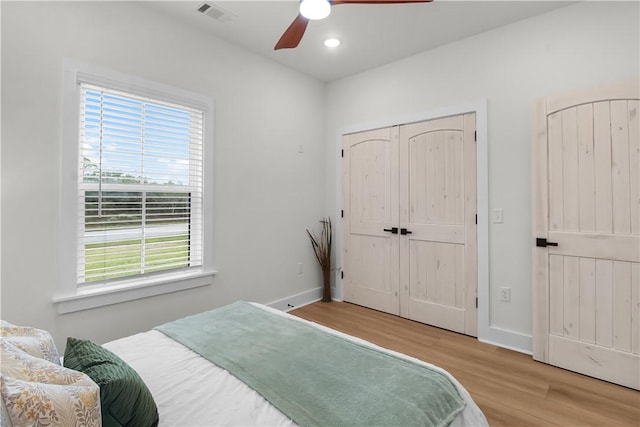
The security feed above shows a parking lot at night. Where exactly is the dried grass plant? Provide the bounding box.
[307,217,332,301]
[307,217,332,270]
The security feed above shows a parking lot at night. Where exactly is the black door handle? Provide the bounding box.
[383,227,398,234]
[536,238,558,247]
[400,228,412,235]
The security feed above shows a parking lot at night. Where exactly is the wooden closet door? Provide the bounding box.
[532,81,640,389]
[342,127,400,315]
[399,114,477,336]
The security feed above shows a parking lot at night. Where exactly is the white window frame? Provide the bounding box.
[55,59,215,314]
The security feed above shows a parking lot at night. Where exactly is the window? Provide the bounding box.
[79,84,203,284]
[57,60,214,313]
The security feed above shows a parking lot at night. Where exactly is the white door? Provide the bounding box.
[399,114,477,336]
[532,81,640,390]
[342,114,478,336]
[342,127,400,315]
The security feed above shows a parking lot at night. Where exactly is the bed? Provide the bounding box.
[1,302,488,427]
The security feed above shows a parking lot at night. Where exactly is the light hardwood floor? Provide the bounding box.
[290,301,640,426]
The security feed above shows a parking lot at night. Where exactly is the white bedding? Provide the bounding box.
[103,303,488,427]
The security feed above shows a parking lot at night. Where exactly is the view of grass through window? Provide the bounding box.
[84,191,191,282]
[85,236,190,281]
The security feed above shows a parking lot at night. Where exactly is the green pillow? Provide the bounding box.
[63,337,159,427]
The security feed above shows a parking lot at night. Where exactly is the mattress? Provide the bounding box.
[103,303,488,426]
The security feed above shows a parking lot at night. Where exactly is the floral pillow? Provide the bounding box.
[1,396,11,427]
[0,320,60,365]
[0,338,102,426]
[2,377,101,426]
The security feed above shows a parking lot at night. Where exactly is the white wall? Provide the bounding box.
[1,2,326,349]
[326,1,639,350]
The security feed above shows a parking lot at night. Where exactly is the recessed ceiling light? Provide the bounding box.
[324,38,341,48]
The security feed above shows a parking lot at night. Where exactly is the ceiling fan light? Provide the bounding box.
[300,0,331,20]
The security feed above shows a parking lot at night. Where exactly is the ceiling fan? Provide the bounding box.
[275,0,433,50]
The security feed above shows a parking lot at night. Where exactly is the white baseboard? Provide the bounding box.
[266,287,323,312]
[478,326,533,355]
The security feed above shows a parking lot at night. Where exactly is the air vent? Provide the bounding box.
[197,2,236,23]
[197,3,212,14]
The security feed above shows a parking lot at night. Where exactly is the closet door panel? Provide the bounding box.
[400,114,477,336]
[343,127,400,315]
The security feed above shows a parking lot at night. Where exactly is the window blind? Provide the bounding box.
[78,83,204,285]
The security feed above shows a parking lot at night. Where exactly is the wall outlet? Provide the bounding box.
[499,287,511,302]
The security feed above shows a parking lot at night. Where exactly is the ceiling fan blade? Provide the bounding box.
[331,0,432,4]
[274,14,309,50]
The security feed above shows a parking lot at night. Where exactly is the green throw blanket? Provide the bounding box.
[155,301,465,427]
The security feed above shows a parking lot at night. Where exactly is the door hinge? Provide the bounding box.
[341,210,344,218]
[476,297,478,308]
[341,271,344,279]
[474,130,477,142]
[341,149,344,158]
[475,214,477,224]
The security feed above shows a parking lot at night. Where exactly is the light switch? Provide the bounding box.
[492,208,503,224]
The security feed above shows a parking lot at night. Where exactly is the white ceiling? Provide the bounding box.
[146,0,574,82]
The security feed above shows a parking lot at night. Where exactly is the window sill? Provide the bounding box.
[53,270,216,314]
